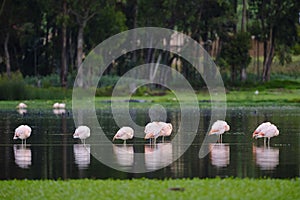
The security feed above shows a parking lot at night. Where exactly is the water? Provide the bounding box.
[0,106,299,179]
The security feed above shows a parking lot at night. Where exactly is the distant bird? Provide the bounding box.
[144,122,173,143]
[13,125,32,146]
[53,102,66,109]
[209,120,230,143]
[253,122,279,146]
[16,102,27,109]
[73,126,90,145]
[113,126,134,144]
[254,90,259,95]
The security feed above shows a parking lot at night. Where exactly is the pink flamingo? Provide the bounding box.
[16,102,27,109]
[252,122,271,138]
[13,125,32,146]
[144,122,173,143]
[73,126,90,145]
[113,126,134,144]
[209,120,230,143]
[253,122,279,146]
[53,102,66,109]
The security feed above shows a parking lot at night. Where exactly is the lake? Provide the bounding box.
[0,106,299,179]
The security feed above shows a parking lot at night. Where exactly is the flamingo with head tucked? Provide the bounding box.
[73,126,90,145]
[13,125,32,146]
[16,102,27,109]
[144,122,173,144]
[113,126,134,144]
[209,120,230,143]
[253,122,279,146]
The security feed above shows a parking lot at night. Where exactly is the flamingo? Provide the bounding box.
[144,121,162,144]
[16,102,27,109]
[113,126,134,144]
[144,122,173,143]
[73,126,90,145]
[253,123,279,146]
[158,122,173,142]
[252,122,272,138]
[209,120,230,143]
[53,102,66,109]
[13,125,32,146]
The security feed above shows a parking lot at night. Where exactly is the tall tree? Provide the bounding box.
[249,0,299,81]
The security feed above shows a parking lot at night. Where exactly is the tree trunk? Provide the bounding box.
[231,65,236,82]
[241,0,247,32]
[4,32,11,78]
[76,25,84,70]
[61,0,68,88]
[262,28,275,82]
[240,67,247,81]
[76,24,85,87]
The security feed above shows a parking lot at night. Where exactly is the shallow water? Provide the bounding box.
[0,106,299,179]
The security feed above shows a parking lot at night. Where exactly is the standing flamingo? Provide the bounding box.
[253,123,279,146]
[144,122,162,144]
[209,120,230,143]
[158,122,173,142]
[113,126,134,144]
[252,122,272,138]
[16,102,27,109]
[144,122,173,144]
[53,102,66,109]
[73,126,90,145]
[13,125,32,146]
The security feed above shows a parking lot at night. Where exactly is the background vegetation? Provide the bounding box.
[0,0,299,100]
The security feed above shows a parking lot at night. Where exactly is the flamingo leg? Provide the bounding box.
[162,136,165,143]
[220,134,222,143]
[263,138,266,146]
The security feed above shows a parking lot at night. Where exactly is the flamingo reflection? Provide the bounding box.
[145,143,172,171]
[253,145,279,170]
[73,144,90,169]
[53,109,66,115]
[209,143,230,167]
[113,144,134,167]
[17,108,27,115]
[13,144,32,169]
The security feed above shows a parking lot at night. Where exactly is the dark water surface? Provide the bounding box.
[0,106,299,179]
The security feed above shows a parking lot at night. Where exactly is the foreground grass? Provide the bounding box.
[0,178,299,200]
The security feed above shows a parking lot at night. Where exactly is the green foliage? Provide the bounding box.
[0,72,28,100]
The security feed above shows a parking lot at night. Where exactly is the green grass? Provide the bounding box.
[0,178,298,200]
[0,88,299,110]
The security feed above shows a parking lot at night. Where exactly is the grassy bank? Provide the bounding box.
[0,88,299,110]
[0,178,299,199]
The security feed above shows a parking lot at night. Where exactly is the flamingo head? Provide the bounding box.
[254,132,264,139]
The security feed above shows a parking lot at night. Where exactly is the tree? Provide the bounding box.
[219,32,251,82]
[249,0,299,81]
